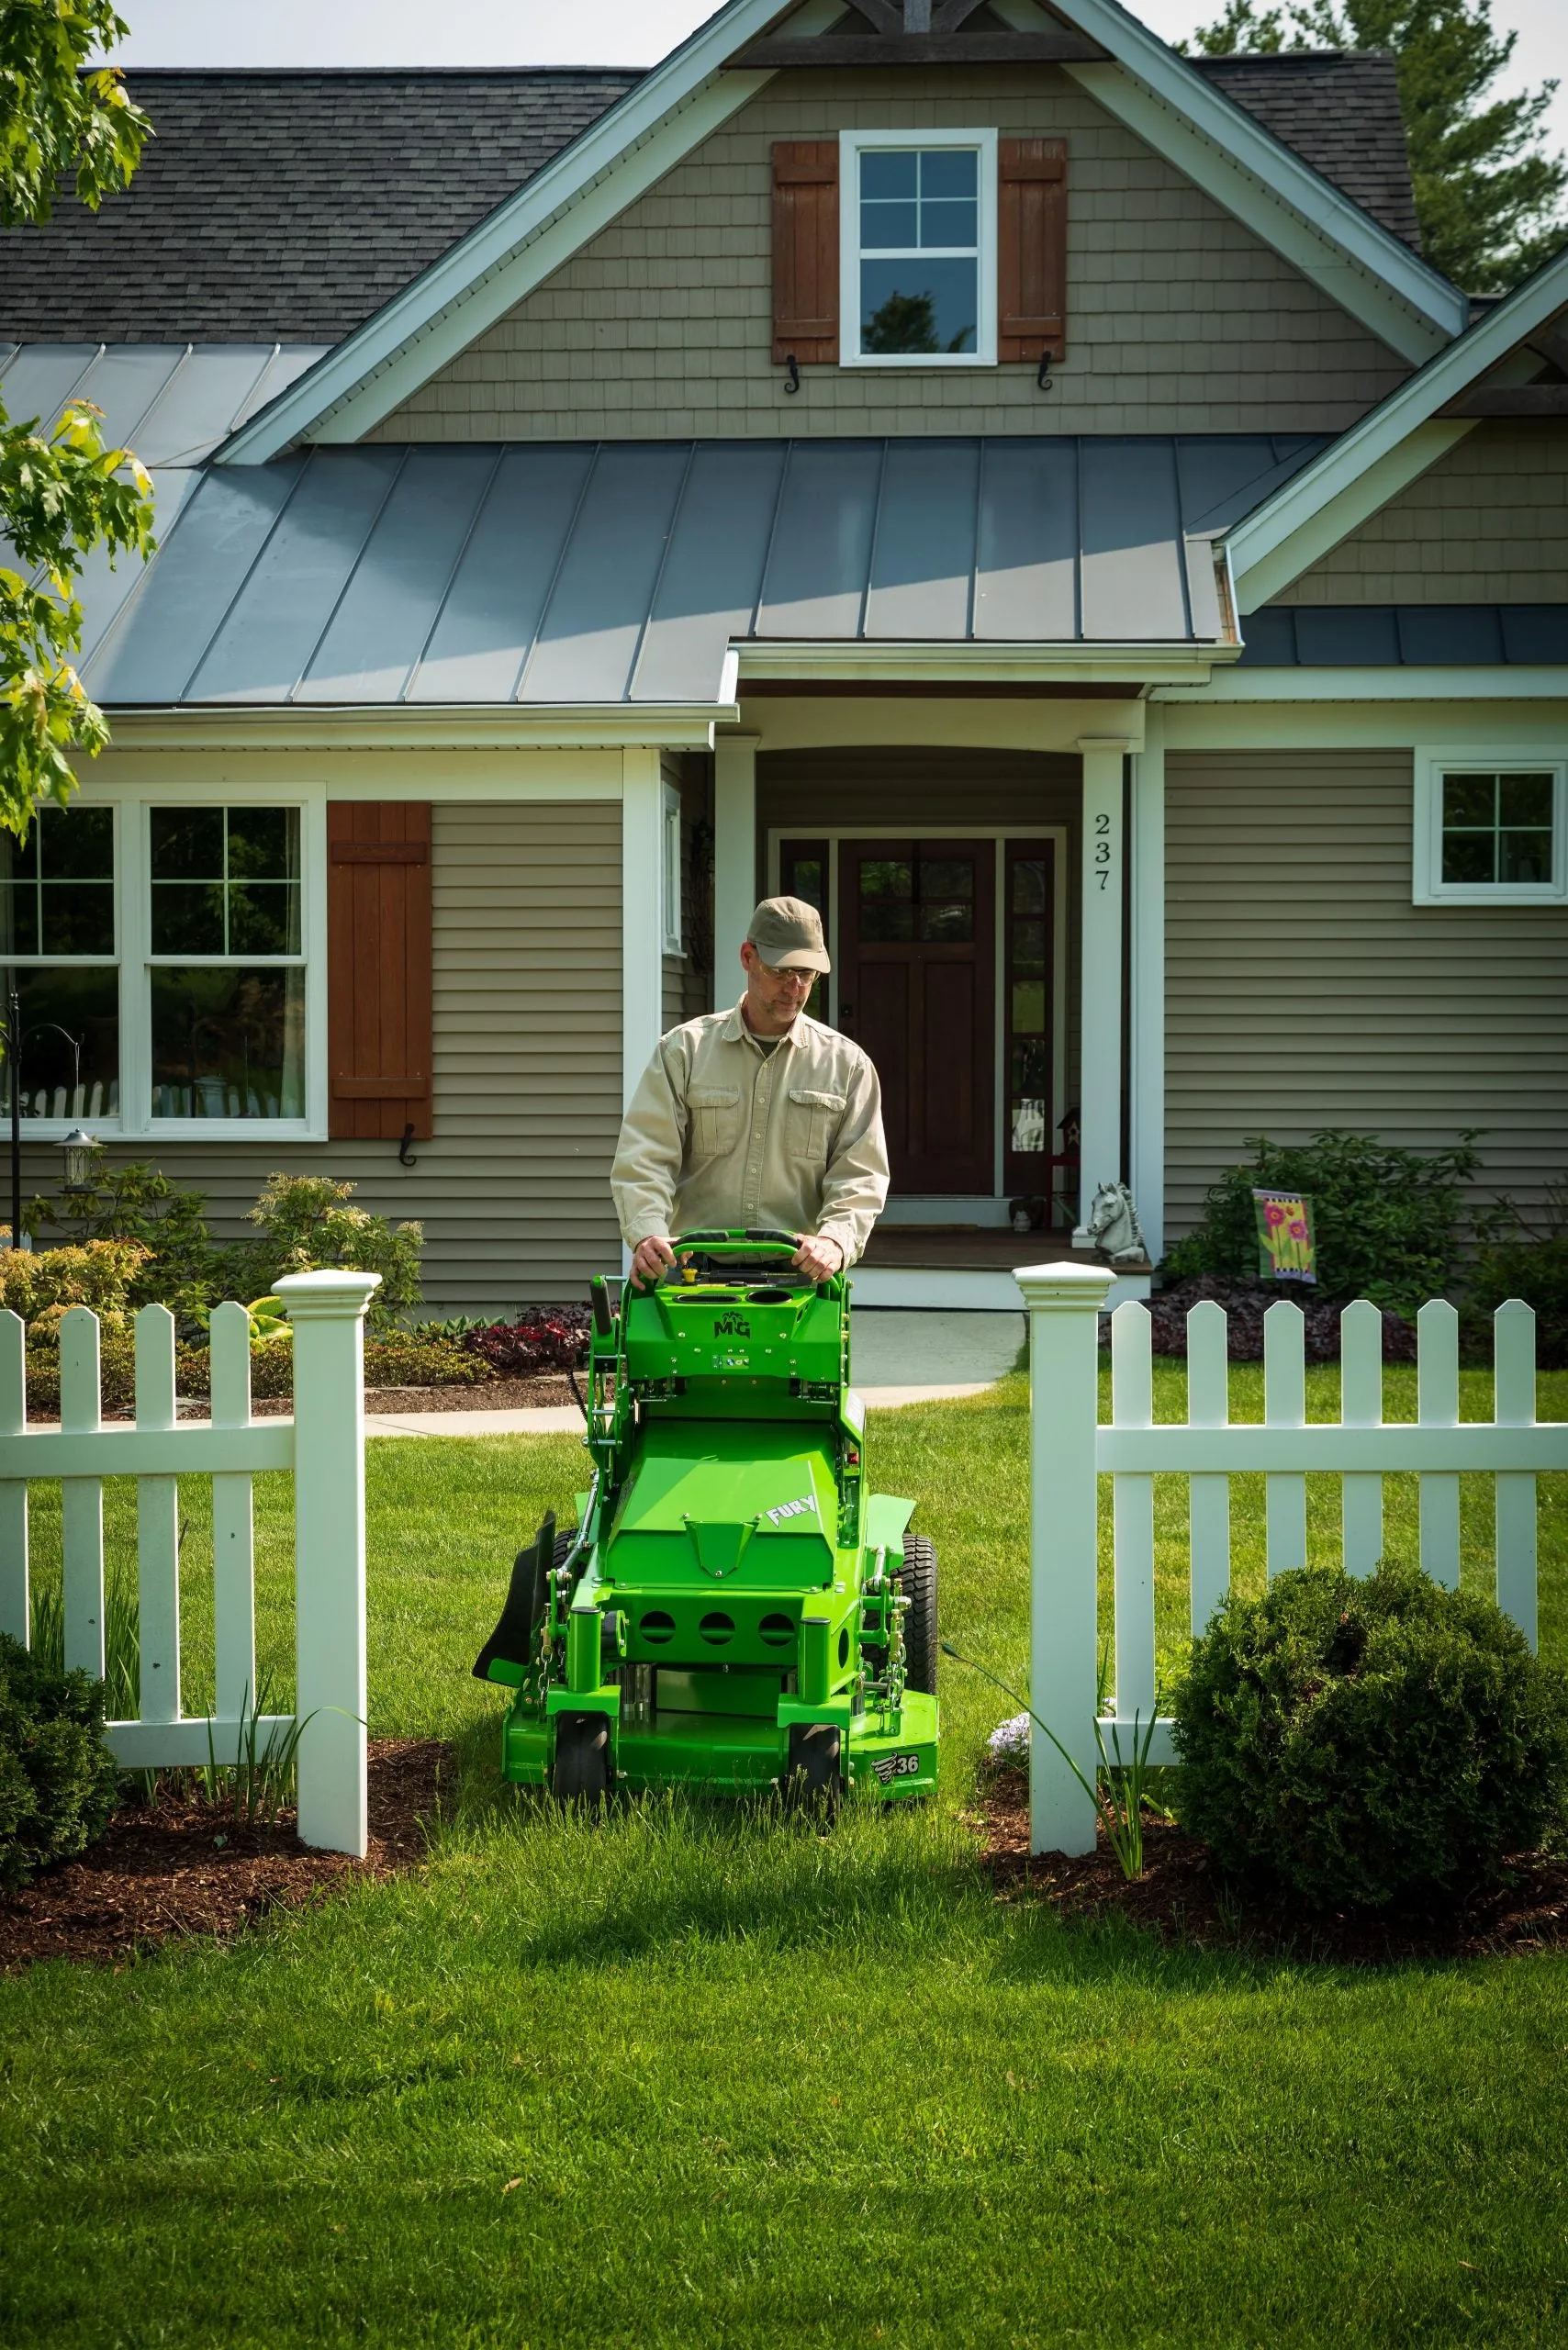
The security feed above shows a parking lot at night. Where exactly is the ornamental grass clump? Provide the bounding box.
[0,1633,120,1893]
[1172,1562,1568,1912]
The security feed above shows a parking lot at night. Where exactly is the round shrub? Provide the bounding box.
[0,1633,121,1894]
[1171,1562,1568,1911]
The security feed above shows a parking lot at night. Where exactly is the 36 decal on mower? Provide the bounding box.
[871,1751,924,1785]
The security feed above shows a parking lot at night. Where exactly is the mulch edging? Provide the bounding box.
[978,1767,1568,1964]
[0,1738,450,1972]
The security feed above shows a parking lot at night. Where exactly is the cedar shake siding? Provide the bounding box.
[371,67,1413,445]
[1271,421,1568,607]
[1165,751,1568,1236]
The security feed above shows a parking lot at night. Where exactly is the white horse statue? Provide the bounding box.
[1086,1181,1150,1267]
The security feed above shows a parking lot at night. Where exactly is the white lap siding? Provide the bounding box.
[1165,749,1568,1238]
[44,801,624,1312]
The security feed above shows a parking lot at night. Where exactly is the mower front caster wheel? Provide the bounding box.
[785,1721,843,1814]
[553,1711,610,1807]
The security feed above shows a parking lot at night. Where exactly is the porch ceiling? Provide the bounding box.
[63,431,1324,711]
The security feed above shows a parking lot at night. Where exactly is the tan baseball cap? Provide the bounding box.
[746,895,830,974]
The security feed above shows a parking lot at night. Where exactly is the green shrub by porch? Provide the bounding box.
[1172,1561,1568,1912]
[0,1635,119,1894]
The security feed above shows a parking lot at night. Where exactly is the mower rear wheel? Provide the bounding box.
[785,1721,843,1813]
[900,1533,939,1696]
[553,1710,610,1807]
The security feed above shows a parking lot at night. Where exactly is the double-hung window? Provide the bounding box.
[148,806,307,1121]
[841,129,997,366]
[1414,754,1567,904]
[0,792,321,1136]
[0,807,120,1123]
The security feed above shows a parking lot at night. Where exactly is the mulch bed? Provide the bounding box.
[979,1766,1568,1964]
[0,1738,450,1973]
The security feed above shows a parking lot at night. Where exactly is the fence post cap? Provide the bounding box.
[274,1270,382,1321]
[1014,1261,1117,1309]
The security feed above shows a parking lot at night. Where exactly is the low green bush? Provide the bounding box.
[1161,1129,1481,1313]
[0,1633,120,1893]
[1467,1178,1568,1369]
[1172,1561,1568,1911]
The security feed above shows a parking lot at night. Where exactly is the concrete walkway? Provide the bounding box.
[364,1308,1023,1438]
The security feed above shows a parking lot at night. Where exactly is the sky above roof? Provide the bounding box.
[104,0,1568,157]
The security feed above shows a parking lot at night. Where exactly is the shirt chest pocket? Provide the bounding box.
[689,1086,742,1162]
[787,1088,846,1164]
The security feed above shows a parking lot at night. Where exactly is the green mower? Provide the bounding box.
[475,1230,938,1806]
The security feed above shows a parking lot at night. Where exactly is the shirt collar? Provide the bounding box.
[724,996,803,1052]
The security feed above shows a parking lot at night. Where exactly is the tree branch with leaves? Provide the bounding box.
[0,3,155,841]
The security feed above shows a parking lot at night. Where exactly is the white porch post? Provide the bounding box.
[1074,735,1133,1239]
[622,747,666,1105]
[712,732,759,1009]
[1129,707,1165,1262]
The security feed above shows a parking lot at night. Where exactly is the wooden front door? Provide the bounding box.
[838,839,995,1194]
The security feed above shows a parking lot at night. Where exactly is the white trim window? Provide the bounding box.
[661,782,684,956]
[1415,753,1567,904]
[840,129,998,367]
[146,805,308,1123]
[0,803,121,1125]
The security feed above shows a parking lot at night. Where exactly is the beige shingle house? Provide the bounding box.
[2,0,1563,1311]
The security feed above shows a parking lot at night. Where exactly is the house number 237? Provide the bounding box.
[1094,811,1114,891]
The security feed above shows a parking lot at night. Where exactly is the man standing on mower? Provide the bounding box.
[612,896,889,1287]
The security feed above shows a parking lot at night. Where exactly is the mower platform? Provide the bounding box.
[476,1231,938,1807]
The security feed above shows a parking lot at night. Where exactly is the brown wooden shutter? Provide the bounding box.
[772,140,839,364]
[327,802,433,1141]
[998,139,1067,363]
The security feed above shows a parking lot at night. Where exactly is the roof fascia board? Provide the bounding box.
[95,706,732,748]
[735,641,1233,682]
[217,1,796,460]
[1064,60,1458,362]
[1153,664,1568,703]
[1226,249,1568,607]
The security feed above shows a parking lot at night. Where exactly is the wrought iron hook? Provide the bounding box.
[398,1123,418,1168]
[783,353,801,396]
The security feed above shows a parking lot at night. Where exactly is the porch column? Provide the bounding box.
[1074,735,1134,1240]
[622,748,665,1105]
[1129,707,1165,1262]
[713,731,759,1009]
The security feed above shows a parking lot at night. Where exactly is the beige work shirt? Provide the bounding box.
[611,1001,890,1267]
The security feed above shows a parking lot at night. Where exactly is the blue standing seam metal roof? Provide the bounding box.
[1238,604,1568,666]
[72,433,1331,710]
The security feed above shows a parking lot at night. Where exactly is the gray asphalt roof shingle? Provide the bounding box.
[0,51,1420,347]
[0,69,642,342]
[1192,49,1420,251]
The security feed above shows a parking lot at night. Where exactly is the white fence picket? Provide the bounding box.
[1019,1273,1566,1854]
[1339,1300,1384,1577]
[1417,1299,1462,1590]
[1263,1302,1307,1576]
[0,1309,27,1642]
[209,1302,257,1721]
[1111,1301,1156,1725]
[60,1306,106,1680]
[134,1305,181,1725]
[1494,1298,1538,1647]
[1187,1300,1230,1633]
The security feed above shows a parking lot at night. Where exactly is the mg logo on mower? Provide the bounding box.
[712,1313,751,1337]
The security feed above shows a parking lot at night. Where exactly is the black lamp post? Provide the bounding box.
[7,986,17,1252]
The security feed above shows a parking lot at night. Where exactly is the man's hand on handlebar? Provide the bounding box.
[792,1232,845,1282]
[631,1233,677,1289]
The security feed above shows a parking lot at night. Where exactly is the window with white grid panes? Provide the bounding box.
[1414,755,1566,904]
[0,805,120,1122]
[840,130,996,366]
[148,806,306,1121]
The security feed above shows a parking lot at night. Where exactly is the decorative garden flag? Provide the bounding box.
[1253,1190,1316,1283]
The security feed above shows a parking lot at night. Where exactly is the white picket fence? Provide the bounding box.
[1015,1262,1568,1857]
[0,1270,379,1855]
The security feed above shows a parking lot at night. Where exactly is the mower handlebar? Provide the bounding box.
[671,1229,800,1258]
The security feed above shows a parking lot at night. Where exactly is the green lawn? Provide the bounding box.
[3,1365,1568,2348]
